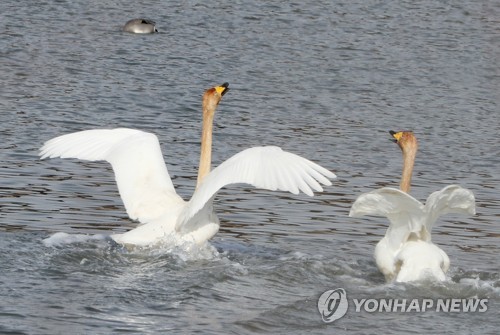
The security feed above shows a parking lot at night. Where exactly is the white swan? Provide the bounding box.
[40,83,336,247]
[349,131,475,282]
[123,19,158,34]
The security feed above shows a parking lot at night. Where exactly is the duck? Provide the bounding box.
[40,83,336,247]
[349,131,475,282]
[123,19,158,34]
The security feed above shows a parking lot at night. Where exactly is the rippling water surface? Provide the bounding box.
[0,0,499,334]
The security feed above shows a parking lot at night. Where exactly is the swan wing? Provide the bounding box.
[349,187,423,218]
[176,146,336,234]
[424,184,476,233]
[40,128,183,223]
[349,187,425,248]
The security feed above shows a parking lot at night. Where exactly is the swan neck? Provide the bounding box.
[400,146,416,193]
[197,109,214,187]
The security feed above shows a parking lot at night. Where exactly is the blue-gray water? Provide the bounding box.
[1,0,499,334]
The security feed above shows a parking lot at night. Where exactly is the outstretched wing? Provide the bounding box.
[349,187,423,218]
[176,146,336,234]
[40,128,184,223]
[349,187,425,248]
[424,184,476,233]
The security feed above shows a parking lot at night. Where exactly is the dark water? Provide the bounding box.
[1,0,499,334]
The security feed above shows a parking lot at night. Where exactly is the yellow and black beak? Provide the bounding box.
[215,82,229,97]
[389,130,403,143]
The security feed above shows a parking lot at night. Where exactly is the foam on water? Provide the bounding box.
[42,231,222,263]
[43,231,110,247]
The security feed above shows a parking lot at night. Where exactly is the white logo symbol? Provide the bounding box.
[318,288,348,323]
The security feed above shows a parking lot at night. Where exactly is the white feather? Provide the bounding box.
[40,129,183,223]
[176,146,336,235]
[40,128,336,246]
[349,185,475,282]
[424,185,476,234]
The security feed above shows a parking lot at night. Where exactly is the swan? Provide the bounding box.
[40,83,336,247]
[349,131,475,282]
[123,19,158,34]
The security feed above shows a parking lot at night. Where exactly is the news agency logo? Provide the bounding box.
[317,288,348,323]
[318,288,489,323]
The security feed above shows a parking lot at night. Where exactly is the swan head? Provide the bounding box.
[389,130,418,152]
[202,82,229,115]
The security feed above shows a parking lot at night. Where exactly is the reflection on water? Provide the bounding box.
[0,0,499,333]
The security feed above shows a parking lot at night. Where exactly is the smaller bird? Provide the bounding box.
[349,130,475,282]
[123,19,158,34]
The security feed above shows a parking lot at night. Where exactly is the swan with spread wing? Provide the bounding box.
[349,131,475,282]
[40,83,336,247]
